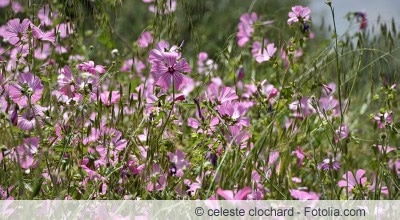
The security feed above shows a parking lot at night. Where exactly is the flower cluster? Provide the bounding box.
[0,2,396,202]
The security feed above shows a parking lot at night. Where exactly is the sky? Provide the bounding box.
[309,0,400,35]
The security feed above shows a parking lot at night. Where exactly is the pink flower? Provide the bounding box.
[13,137,40,170]
[10,105,18,126]
[78,61,106,75]
[95,129,127,166]
[38,4,57,26]
[18,105,45,131]
[260,80,278,102]
[144,0,176,14]
[317,96,340,117]
[280,47,303,67]
[236,66,244,81]
[146,164,167,192]
[168,150,189,178]
[197,52,217,74]
[120,58,146,76]
[292,146,306,167]
[289,97,315,118]
[251,41,277,63]
[0,0,10,7]
[318,158,340,171]
[0,185,14,200]
[373,111,392,129]
[186,176,202,195]
[80,158,105,181]
[217,102,250,127]
[137,31,153,48]
[237,12,258,47]
[334,125,348,143]
[150,51,191,90]
[216,187,252,200]
[58,66,79,92]
[287,6,311,25]
[55,22,74,38]
[120,159,143,180]
[31,25,55,44]
[226,125,250,149]
[9,73,43,107]
[322,82,336,97]
[34,43,52,60]
[373,144,396,154]
[338,169,367,193]
[0,18,31,45]
[99,91,120,106]
[149,40,180,63]
[290,189,319,200]
[11,2,22,13]
[205,83,238,104]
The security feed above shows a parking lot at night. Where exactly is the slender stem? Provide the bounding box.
[328,3,345,126]
[157,77,176,143]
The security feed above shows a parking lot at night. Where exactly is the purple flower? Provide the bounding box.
[150,51,191,90]
[318,158,340,171]
[236,66,245,81]
[9,73,43,107]
[287,6,311,25]
[354,12,367,30]
[10,105,18,126]
[0,18,31,45]
[338,169,367,193]
[205,152,218,167]
[251,40,277,63]
[168,150,189,178]
[186,176,202,195]
[237,12,258,47]
[0,185,14,200]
